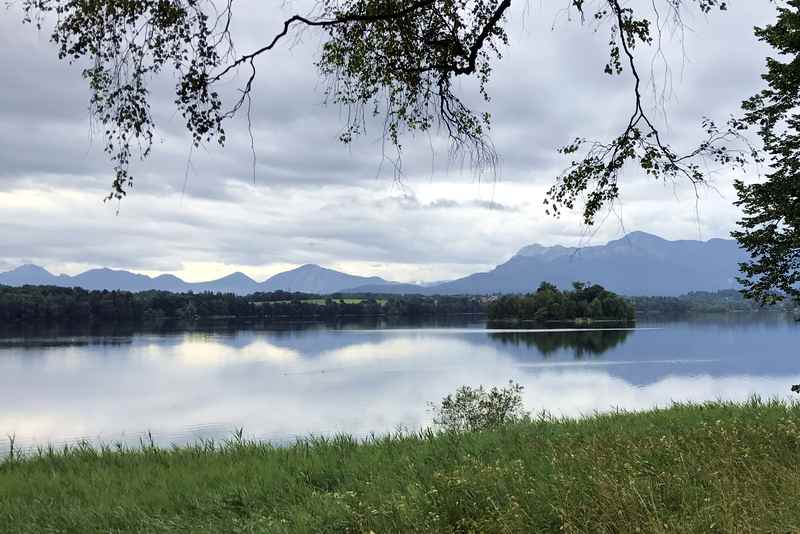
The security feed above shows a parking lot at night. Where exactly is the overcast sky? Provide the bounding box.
[0,1,778,283]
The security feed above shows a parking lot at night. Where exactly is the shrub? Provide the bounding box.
[430,381,528,432]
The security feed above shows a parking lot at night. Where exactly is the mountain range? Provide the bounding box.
[0,232,748,296]
[0,263,394,296]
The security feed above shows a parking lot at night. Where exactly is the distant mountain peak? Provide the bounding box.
[216,271,256,282]
[81,266,134,275]
[12,263,52,275]
[295,263,324,271]
[623,230,664,240]
[515,243,574,259]
[607,231,666,246]
[515,243,546,254]
[154,273,182,280]
[0,264,60,287]
[260,263,391,293]
[516,232,683,260]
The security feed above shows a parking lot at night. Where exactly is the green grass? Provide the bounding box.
[302,298,370,305]
[2,399,800,533]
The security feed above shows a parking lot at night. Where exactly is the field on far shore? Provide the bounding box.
[2,399,799,533]
[263,298,388,305]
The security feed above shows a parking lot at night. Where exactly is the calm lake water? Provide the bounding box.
[1,315,798,454]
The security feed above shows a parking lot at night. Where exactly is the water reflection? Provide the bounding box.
[0,315,797,454]
[0,337,134,350]
[489,328,632,358]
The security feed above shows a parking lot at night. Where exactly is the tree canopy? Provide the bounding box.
[487,281,635,322]
[13,0,800,305]
[732,1,800,306]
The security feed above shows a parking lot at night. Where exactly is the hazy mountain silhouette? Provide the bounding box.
[0,264,68,286]
[258,264,392,293]
[69,268,179,292]
[0,232,748,296]
[0,263,395,295]
[192,272,260,294]
[428,232,747,296]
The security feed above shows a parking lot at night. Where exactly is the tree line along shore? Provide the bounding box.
[0,283,795,326]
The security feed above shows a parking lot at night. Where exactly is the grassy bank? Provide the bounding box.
[2,400,800,533]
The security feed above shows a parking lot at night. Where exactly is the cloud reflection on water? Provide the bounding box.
[0,320,797,453]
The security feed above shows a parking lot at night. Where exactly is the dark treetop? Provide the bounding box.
[487,281,635,323]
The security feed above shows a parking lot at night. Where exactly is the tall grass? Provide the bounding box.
[1,399,799,533]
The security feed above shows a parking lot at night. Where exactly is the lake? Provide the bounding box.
[1,314,798,455]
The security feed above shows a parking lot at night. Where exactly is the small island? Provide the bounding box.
[487,282,635,323]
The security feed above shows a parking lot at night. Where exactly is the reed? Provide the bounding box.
[2,398,799,533]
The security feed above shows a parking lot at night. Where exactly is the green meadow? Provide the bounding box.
[2,399,799,533]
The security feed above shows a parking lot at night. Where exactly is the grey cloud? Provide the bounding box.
[416,198,520,211]
[0,1,779,280]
